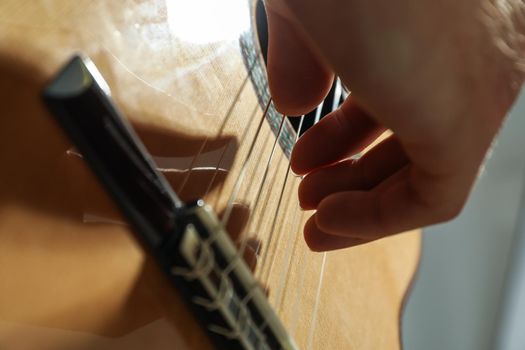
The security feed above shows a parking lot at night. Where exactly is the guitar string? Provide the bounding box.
[252,80,342,320]
[181,29,284,283]
[189,104,273,320]
[234,130,273,207]
[92,15,259,199]
[167,24,343,341]
[202,102,260,199]
[225,132,275,212]
[66,28,232,199]
[181,98,273,327]
[304,78,344,347]
[219,99,272,226]
[217,25,289,228]
[257,179,295,284]
[176,139,208,194]
[227,115,289,333]
[217,56,258,135]
[274,205,305,313]
[177,58,258,196]
[223,110,305,333]
[222,78,340,336]
[306,252,328,350]
[283,105,326,338]
[187,40,268,200]
[57,8,322,343]
[274,201,304,312]
[286,78,345,341]
[211,110,286,330]
[257,115,305,283]
[288,244,309,337]
[249,152,286,256]
[229,114,286,260]
[212,78,342,338]
[314,100,325,125]
[179,99,273,335]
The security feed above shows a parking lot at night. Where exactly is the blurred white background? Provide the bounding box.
[403,89,525,350]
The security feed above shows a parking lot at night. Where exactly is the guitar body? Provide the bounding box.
[0,1,420,349]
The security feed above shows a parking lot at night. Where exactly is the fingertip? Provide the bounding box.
[315,192,366,236]
[269,74,333,116]
[303,214,326,252]
[297,175,316,210]
[304,214,369,251]
[315,193,340,233]
[266,6,333,116]
[290,153,307,176]
[290,136,315,175]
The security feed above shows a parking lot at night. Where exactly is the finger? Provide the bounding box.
[315,166,467,239]
[303,214,372,252]
[265,4,334,115]
[299,135,408,209]
[291,97,386,175]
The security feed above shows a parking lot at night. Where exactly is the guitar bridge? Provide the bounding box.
[168,201,293,349]
[42,55,297,350]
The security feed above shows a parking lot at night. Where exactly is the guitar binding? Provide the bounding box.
[42,55,298,350]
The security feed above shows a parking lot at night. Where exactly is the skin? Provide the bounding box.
[264,0,525,251]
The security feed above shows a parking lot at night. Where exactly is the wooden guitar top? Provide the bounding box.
[0,1,421,349]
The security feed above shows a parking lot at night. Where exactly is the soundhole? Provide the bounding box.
[255,0,345,136]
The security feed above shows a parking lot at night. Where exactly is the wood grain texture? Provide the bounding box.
[0,1,421,349]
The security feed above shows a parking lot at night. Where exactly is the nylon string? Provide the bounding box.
[257,115,305,283]
[286,79,344,342]
[220,99,272,227]
[304,79,344,346]
[177,58,258,195]
[203,102,260,199]
[229,113,286,262]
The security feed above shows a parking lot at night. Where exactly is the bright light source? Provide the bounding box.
[167,0,250,44]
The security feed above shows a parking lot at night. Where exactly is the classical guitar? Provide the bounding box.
[0,0,421,349]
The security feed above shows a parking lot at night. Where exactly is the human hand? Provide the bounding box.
[265,0,525,251]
